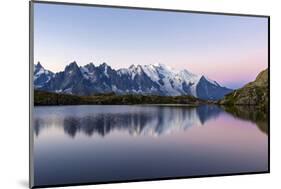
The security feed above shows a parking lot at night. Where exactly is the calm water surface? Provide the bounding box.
[33,105,268,186]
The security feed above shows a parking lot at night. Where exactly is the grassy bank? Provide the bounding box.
[34,90,207,106]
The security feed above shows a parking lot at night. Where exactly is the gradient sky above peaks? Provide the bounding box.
[33,3,268,89]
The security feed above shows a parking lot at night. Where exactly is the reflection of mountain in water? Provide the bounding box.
[222,105,268,135]
[196,105,222,125]
[34,105,222,138]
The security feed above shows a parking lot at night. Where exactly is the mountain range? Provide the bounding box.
[34,61,232,100]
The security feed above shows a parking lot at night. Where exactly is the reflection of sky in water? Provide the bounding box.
[33,105,268,187]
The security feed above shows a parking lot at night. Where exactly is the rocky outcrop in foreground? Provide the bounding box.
[219,69,268,111]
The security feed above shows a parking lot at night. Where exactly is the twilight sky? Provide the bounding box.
[34,3,268,89]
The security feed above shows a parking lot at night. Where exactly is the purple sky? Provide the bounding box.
[34,3,268,89]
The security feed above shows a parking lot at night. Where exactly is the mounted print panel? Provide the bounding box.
[30,1,269,188]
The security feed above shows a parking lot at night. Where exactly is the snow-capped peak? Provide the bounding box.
[35,62,43,69]
[102,63,109,77]
[33,62,54,88]
[128,64,144,79]
[203,76,220,86]
[99,62,108,68]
